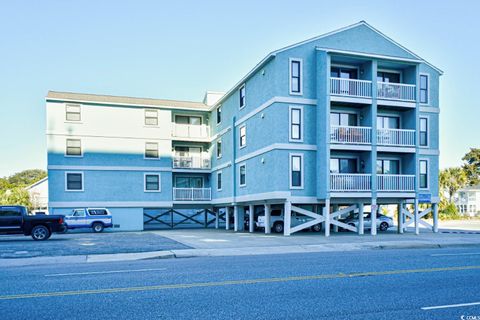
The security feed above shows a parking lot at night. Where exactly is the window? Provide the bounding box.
[239,164,246,186]
[175,176,203,188]
[290,107,302,141]
[330,158,357,173]
[331,113,358,126]
[377,115,399,129]
[66,104,81,121]
[239,85,245,109]
[217,171,222,191]
[420,74,429,104]
[66,172,83,191]
[73,209,86,217]
[217,140,222,158]
[290,59,302,94]
[66,139,82,156]
[419,117,428,146]
[419,160,428,189]
[239,125,246,148]
[331,67,358,79]
[88,209,108,215]
[175,115,202,125]
[376,159,400,174]
[145,174,160,192]
[216,105,222,124]
[377,71,400,83]
[290,154,303,188]
[0,207,22,216]
[145,109,158,126]
[145,142,159,159]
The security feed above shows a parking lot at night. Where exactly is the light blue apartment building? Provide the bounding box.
[46,21,442,236]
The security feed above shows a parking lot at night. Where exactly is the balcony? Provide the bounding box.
[172,124,210,139]
[173,156,210,169]
[173,188,211,201]
[330,173,372,192]
[330,125,372,145]
[377,82,415,102]
[330,78,372,98]
[377,174,415,192]
[376,128,415,147]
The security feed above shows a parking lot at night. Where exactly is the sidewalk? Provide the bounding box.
[2,227,480,267]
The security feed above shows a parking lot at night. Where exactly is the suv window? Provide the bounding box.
[88,209,107,215]
[271,210,282,217]
[0,207,22,217]
[73,209,86,217]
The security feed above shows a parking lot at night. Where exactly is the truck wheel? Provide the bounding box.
[31,225,51,241]
[92,222,104,233]
[311,224,322,232]
[273,222,284,233]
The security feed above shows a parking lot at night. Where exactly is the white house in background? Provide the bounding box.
[455,185,480,217]
[25,177,48,210]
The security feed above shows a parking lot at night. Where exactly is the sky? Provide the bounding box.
[0,0,478,177]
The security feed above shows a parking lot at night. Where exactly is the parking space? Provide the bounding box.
[0,232,190,258]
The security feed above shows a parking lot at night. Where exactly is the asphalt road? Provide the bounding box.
[1,247,480,319]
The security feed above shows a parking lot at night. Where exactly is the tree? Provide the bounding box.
[462,148,480,186]
[0,187,32,208]
[6,169,46,187]
[439,167,468,202]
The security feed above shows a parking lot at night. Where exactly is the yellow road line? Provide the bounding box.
[1,265,479,301]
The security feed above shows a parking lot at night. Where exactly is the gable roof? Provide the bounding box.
[46,91,208,111]
[25,177,48,190]
[212,21,442,109]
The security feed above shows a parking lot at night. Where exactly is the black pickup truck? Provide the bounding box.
[0,206,66,240]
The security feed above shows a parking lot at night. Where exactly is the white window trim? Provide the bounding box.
[216,105,222,125]
[419,73,430,106]
[239,163,246,187]
[144,173,161,192]
[144,142,160,160]
[289,58,303,96]
[144,109,159,127]
[216,139,222,159]
[239,124,246,149]
[65,138,83,158]
[65,171,84,192]
[289,153,304,189]
[217,170,223,191]
[419,116,430,148]
[289,105,304,142]
[239,84,246,109]
[65,104,82,122]
[419,158,429,190]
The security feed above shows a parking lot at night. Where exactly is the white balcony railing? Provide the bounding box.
[173,188,211,201]
[376,128,415,147]
[173,156,210,169]
[330,173,372,191]
[377,174,415,192]
[172,124,210,139]
[330,78,372,98]
[330,125,372,144]
[377,82,416,102]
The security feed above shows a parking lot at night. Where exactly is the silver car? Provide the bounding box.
[341,212,393,232]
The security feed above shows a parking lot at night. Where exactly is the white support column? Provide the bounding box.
[332,204,339,233]
[433,203,439,233]
[358,202,364,235]
[398,201,404,234]
[225,207,230,230]
[215,208,219,229]
[414,198,420,235]
[264,204,271,234]
[284,201,291,236]
[234,205,245,232]
[371,198,377,236]
[249,204,254,233]
[324,199,330,237]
